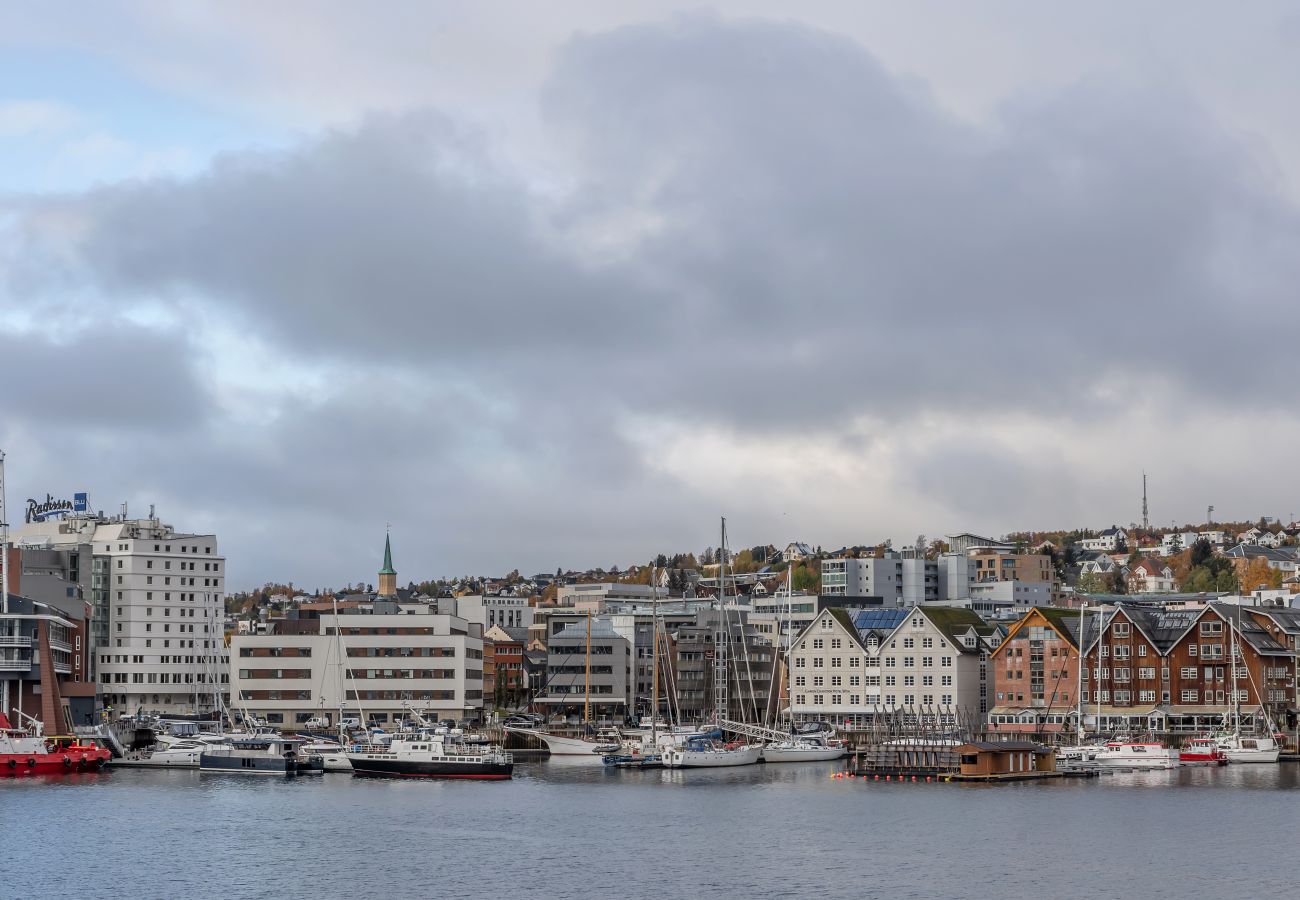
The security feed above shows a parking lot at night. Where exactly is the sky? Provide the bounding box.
[3,2,1300,592]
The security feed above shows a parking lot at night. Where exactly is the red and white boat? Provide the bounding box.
[1179,736,1228,766]
[1,712,112,776]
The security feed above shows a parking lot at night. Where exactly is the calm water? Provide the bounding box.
[3,761,1298,899]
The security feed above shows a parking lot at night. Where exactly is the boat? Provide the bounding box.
[347,716,513,780]
[1215,733,1281,764]
[115,739,206,768]
[199,736,325,775]
[761,734,845,763]
[1179,737,1228,766]
[663,735,762,768]
[503,726,618,758]
[1,712,113,776]
[1092,740,1179,770]
[299,739,353,772]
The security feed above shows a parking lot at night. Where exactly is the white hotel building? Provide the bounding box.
[13,511,227,716]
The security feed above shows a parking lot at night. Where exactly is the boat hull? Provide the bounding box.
[663,745,761,768]
[761,745,845,763]
[1223,748,1280,763]
[347,757,513,780]
[198,752,324,775]
[2,749,112,776]
[505,727,609,759]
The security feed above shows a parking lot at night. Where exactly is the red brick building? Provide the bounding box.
[988,607,1085,735]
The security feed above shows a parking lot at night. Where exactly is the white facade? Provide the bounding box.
[1160,532,1201,556]
[969,580,1053,608]
[1079,528,1128,552]
[13,515,226,716]
[787,607,993,726]
[229,605,485,728]
[557,582,662,609]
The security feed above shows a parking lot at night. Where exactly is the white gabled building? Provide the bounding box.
[787,608,909,729]
[876,606,996,724]
[788,606,997,729]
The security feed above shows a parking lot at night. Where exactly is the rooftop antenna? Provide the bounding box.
[1141,472,1149,530]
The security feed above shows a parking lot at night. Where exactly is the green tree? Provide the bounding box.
[1077,572,1109,593]
[1190,538,1214,568]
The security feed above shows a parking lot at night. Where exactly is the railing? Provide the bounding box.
[49,638,73,653]
[0,657,33,671]
[0,634,31,647]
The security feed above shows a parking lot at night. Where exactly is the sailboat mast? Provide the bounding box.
[651,565,659,745]
[1076,604,1087,742]
[584,610,591,726]
[1229,607,1240,737]
[712,517,729,726]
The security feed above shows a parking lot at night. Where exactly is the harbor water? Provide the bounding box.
[4,760,1298,899]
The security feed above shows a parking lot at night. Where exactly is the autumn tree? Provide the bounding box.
[1238,557,1282,592]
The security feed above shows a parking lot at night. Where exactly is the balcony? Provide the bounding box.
[0,634,32,648]
[0,657,34,672]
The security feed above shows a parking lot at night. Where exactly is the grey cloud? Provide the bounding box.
[5,14,1300,585]
[0,325,209,429]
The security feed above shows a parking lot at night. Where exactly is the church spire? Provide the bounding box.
[378,530,397,597]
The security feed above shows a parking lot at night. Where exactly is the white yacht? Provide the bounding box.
[1092,741,1179,770]
[115,740,206,768]
[300,739,353,772]
[662,735,761,768]
[1215,733,1281,763]
[761,735,845,763]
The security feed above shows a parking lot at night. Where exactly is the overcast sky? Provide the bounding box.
[3,2,1299,591]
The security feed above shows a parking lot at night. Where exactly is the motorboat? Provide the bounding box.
[504,725,619,760]
[1092,741,1179,770]
[299,739,353,772]
[116,739,206,768]
[199,736,324,776]
[347,726,513,780]
[1179,737,1228,766]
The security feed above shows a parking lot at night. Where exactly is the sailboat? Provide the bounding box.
[663,518,762,769]
[1215,607,1281,763]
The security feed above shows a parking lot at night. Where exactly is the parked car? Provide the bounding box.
[303,716,330,730]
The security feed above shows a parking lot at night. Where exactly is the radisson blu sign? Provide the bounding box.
[26,492,88,523]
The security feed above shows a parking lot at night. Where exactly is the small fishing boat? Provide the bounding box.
[1179,737,1228,766]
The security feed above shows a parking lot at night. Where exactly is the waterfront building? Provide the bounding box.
[788,606,995,728]
[668,607,775,724]
[1077,603,1295,736]
[987,607,1087,735]
[821,553,935,606]
[534,616,632,722]
[0,586,97,729]
[483,625,528,709]
[228,540,485,728]
[12,510,226,717]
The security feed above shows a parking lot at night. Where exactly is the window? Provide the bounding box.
[922,637,934,648]
[1200,621,1223,635]
[1188,644,1197,657]
[1137,645,1147,657]
[794,657,805,668]
[903,657,914,667]
[1138,668,1155,680]
[922,656,933,667]
[1113,623,1130,637]
[1139,690,1155,703]
[830,638,842,649]
[884,657,896,668]
[812,639,823,649]
[813,676,824,687]
[884,676,896,687]
[903,676,914,686]
[903,638,914,649]
[1181,690,1199,702]
[941,656,952,667]
[812,657,823,668]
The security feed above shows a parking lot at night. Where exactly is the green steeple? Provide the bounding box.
[379,532,396,575]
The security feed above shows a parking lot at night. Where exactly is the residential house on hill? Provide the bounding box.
[1126,558,1176,594]
[1079,527,1128,552]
